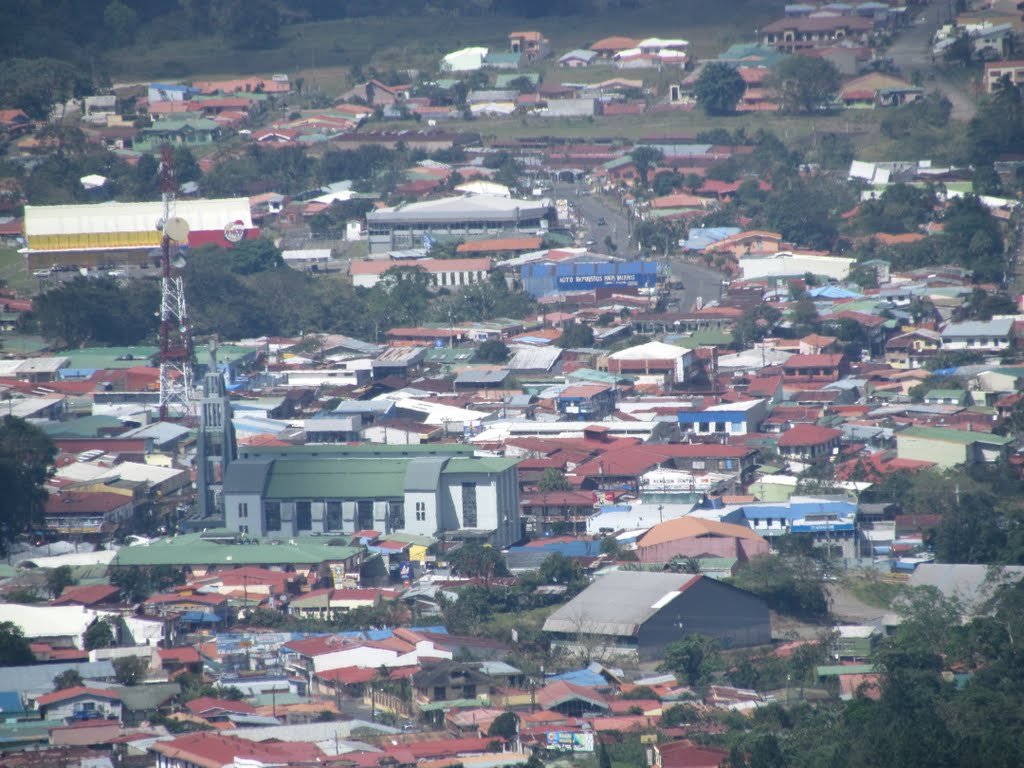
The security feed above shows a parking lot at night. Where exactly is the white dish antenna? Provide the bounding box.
[165,216,190,242]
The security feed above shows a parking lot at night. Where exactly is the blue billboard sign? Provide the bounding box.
[521,260,658,297]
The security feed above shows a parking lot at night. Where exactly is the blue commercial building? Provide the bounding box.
[521,260,658,297]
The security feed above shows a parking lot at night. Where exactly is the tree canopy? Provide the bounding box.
[774,55,841,113]
[0,417,56,555]
[695,63,746,115]
[0,622,34,667]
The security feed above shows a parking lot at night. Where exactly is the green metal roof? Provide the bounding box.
[41,415,125,438]
[898,426,1012,445]
[244,444,474,458]
[566,368,632,385]
[816,664,876,677]
[442,457,519,474]
[266,458,408,500]
[685,329,734,347]
[62,346,158,370]
[924,389,967,399]
[112,533,364,567]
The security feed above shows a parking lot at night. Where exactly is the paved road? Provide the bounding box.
[552,182,728,312]
[886,1,977,121]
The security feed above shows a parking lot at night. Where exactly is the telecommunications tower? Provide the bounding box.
[157,145,196,420]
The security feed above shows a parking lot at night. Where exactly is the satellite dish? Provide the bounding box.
[165,216,190,243]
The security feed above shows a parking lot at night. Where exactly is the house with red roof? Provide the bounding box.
[157,647,203,676]
[151,731,324,768]
[777,423,843,464]
[281,630,453,681]
[535,680,609,717]
[289,587,402,621]
[782,353,850,383]
[36,687,122,723]
[52,584,121,607]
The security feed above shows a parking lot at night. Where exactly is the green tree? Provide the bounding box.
[103,0,138,44]
[83,619,115,651]
[33,277,161,348]
[538,553,582,585]
[53,669,84,690]
[695,63,746,115]
[0,417,57,555]
[630,146,664,188]
[774,56,841,113]
[110,565,185,602]
[214,0,280,49]
[661,634,720,686]
[446,544,509,579]
[0,58,93,119]
[537,468,572,492]
[934,491,1006,563]
[488,711,519,740]
[557,322,595,348]
[733,304,782,348]
[476,339,510,363]
[0,621,34,667]
[45,565,75,599]
[730,555,828,620]
[112,654,147,686]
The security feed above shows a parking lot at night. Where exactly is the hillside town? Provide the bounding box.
[2,0,1024,767]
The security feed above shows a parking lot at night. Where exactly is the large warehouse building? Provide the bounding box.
[543,570,771,660]
[366,195,557,255]
[22,198,258,270]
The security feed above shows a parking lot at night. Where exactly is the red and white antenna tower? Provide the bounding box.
[157,145,195,420]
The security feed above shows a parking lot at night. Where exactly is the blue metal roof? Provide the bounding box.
[808,285,863,299]
[678,411,745,423]
[741,500,856,520]
[180,611,221,623]
[508,540,603,558]
[547,668,609,687]
[0,691,24,713]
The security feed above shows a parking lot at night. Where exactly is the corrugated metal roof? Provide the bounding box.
[25,198,252,236]
[403,456,446,492]
[543,571,700,636]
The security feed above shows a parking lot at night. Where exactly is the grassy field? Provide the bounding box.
[0,247,33,296]
[105,0,786,84]
[843,572,907,609]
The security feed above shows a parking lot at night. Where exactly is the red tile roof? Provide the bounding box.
[52,584,120,606]
[777,423,842,447]
[37,686,121,706]
[152,731,323,768]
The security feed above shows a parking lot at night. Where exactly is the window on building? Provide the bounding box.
[357,500,374,530]
[462,482,478,528]
[296,501,312,531]
[265,502,281,532]
[239,525,249,534]
[389,501,405,530]
[238,502,248,519]
[326,501,342,531]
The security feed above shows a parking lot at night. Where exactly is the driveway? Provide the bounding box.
[886,3,977,121]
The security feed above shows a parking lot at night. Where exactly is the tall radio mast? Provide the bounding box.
[157,145,195,420]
